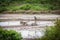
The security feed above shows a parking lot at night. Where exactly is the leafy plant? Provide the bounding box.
[0,26,22,40]
[37,19,60,40]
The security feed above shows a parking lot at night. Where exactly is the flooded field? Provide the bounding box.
[0,21,54,26]
[0,20,54,38]
[0,14,60,38]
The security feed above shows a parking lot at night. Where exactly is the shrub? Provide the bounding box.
[0,7,7,13]
[19,4,52,10]
[0,27,22,40]
[37,19,60,40]
[0,0,60,12]
[19,4,31,10]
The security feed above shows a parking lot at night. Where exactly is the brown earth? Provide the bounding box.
[1,10,60,14]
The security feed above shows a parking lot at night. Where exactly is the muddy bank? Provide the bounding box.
[1,10,60,14]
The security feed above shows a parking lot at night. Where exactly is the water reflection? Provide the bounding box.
[6,28,45,38]
[0,21,54,26]
[0,21,54,38]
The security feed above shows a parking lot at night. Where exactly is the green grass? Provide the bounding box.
[6,4,54,11]
[0,0,60,13]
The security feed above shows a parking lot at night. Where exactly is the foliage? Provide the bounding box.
[7,4,54,11]
[37,19,60,40]
[0,27,22,40]
[0,0,60,12]
[0,6,7,13]
[55,18,60,28]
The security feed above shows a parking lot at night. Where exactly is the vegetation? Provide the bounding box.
[36,19,60,40]
[7,4,54,11]
[0,0,60,12]
[0,27,22,40]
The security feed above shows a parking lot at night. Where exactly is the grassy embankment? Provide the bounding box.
[0,0,60,13]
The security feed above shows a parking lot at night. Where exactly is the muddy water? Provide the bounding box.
[0,21,54,26]
[0,14,60,38]
[0,21,54,38]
